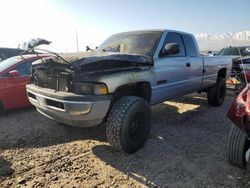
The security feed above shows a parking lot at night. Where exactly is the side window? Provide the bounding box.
[3,61,33,77]
[14,61,32,76]
[160,32,185,57]
[182,35,198,57]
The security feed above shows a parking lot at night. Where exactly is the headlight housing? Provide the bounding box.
[74,82,108,95]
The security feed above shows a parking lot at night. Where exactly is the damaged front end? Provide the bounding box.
[26,52,152,127]
[30,57,73,93]
[30,52,152,95]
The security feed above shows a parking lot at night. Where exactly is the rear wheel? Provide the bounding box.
[106,96,151,153]
[227,125,250,168]
[207,78,226,106]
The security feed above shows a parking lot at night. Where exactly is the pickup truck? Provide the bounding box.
[26,29,232,153]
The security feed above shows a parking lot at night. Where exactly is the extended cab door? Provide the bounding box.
[152,32,190,104]
[181,34,203,92]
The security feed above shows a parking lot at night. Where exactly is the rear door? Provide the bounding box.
[181,34,203,92]
[152,32,190,104]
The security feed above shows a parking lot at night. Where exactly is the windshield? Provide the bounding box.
[0,56,23,72]
[97,31,162,56]
[218,47,250,56]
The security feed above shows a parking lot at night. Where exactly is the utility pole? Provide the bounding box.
[75,27,79,52]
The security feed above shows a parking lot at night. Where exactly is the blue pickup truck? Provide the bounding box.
[26,29,232,153]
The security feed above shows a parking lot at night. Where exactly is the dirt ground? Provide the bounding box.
[0,93,250,188]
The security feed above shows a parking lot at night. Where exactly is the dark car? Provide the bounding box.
[0,48,25,61]
[219,46,250,79]
[218,46,250,56]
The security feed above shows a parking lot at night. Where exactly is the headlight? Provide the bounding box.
[74,82,108,95]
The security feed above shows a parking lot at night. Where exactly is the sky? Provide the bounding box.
[0,0,249,52]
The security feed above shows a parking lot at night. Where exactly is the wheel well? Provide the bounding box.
[218,68,227,79]
[112,82,151,104]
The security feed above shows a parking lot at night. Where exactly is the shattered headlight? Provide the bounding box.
[74,82,108,95]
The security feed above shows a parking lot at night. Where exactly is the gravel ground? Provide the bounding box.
[0,93,250,187]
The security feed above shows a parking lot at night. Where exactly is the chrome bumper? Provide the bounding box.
[26,85,111,127]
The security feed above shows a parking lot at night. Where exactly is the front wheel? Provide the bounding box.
[207,78,226,106]
[106,96,151,154]
[227,125,250,168]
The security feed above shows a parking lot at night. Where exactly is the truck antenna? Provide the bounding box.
[75,27,79,52]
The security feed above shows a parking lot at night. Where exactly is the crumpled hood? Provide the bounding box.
[70,52,152,67]
[32,52,152,74]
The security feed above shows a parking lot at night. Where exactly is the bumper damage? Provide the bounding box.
[26,84,111,127]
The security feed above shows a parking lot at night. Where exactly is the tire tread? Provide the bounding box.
[228,125,248,168]
[106,96,143,152]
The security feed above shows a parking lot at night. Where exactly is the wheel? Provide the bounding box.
[227,125,250,168]
[207,78,226,106]
[106,96,151,153]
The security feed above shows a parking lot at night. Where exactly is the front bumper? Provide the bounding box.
[26,84,111,127]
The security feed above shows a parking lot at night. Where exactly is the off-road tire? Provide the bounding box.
[228,125,250,168]
[106,96,151,153]
[207,78,226,106]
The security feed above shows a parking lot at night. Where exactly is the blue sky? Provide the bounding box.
[0,0,249,52]
[50,0,250,34]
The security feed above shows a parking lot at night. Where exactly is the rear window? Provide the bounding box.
[182,34,198,57]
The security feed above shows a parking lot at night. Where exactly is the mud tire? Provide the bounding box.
[106,96,151,153]
[207,78,226,106]
[228,125,250,168]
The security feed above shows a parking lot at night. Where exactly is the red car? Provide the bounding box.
[227,84,250,169]
[0,54,48,111]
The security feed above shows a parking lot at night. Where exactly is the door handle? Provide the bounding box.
[186,62,191,67]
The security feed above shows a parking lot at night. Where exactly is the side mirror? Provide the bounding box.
[9,70,20,77]
[162,43,180,56]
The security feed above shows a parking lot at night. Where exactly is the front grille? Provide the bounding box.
[32,68,72,92]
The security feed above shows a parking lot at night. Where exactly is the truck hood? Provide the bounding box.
[73,52,151,66]
[32,52,152,72]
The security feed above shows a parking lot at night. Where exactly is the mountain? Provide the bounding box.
[195,31,250,51]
